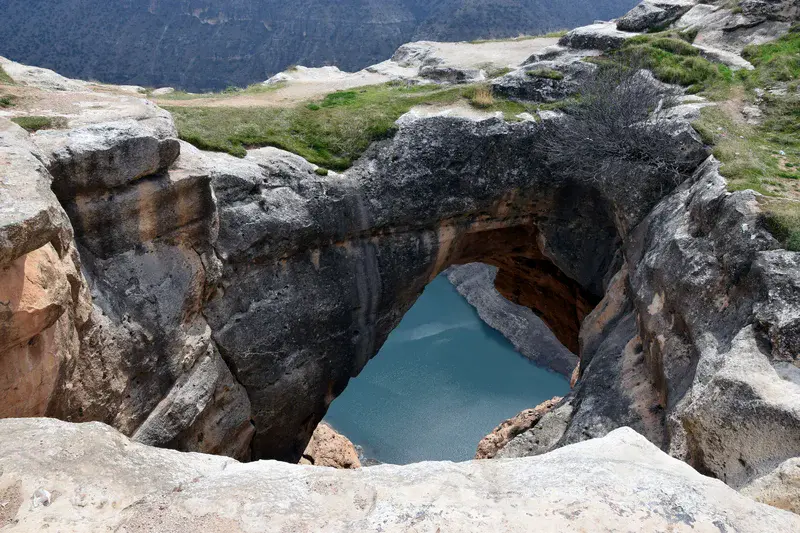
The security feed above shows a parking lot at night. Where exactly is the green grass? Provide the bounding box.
[742,26,800,84]
[11,116,67,132]
[0,66,13,85]
[526,68,564,81]
[613,33,733,92]
[0,94,15,108]
[688,27,800,250]
[167,82,535,169]
[762,199,800,251]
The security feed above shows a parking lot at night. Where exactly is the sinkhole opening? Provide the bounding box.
[323,264,574,465]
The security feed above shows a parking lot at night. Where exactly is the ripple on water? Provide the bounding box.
[324,274,570,465]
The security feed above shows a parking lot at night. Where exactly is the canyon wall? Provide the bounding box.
[0,0,638,91]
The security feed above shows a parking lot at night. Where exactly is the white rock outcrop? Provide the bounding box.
[0,419,798,532]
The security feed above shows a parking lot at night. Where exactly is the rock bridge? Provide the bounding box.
[2,100,798,491]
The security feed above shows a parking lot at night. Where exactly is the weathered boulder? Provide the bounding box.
[475,397,562,459]
[616,0,695,32]
[300,422,362,468]
[1,419,798,532]
[558,22,639,51]
[419,65,485,83]
[446,263,577,376]
[491,59,594,102]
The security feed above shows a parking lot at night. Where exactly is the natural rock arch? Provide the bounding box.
[3,105,797,492]
[201,115,705,460]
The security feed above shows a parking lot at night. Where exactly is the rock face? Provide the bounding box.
[475,397,562,459]
[558,21,639,51]
[616,0,695,32]
[300,422,362,469]
[446,263,578,376]
[492,57,596,103]
[0,119,90,420]
[1,7,800,515]
[1,418,798,532]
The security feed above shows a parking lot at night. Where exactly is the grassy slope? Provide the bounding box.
[598,28,800,250]
[695,28,800,250]
[167,26,799,249]
[166,83,540,170]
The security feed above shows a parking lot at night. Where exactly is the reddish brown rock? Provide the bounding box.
[300,422,361,469]
[475,397,562,460]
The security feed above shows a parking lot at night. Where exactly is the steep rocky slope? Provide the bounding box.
[0,0,638,91]
[0,0,799,525]
[1,419,798,531]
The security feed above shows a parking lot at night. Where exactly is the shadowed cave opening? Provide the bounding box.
[324,268,572,464]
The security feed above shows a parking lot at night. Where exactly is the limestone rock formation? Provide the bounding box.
[491,57,596,103]
[0,119,90,420]
[1,418,798,532]
[1,2,799,518]
[475,397,562,459]
[616,0,695,32]
[558,21,639,50]
[300,422,362,469]
[446,263,578,376]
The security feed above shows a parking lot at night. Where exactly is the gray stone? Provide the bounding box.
[419,65,485,83]
[35,119,180,197]
[616,0,695,32]
[1,419,798,532]
[558,22,639,51]
[492,59,595,102]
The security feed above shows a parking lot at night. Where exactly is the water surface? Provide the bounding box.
[325,274,570,464]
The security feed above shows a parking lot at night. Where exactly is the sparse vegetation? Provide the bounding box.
[0,94,15,108]
[614,33,732,92]
[690,28,800,250]
[526,68,565,81]
[0,66,13,85]
[11,116,67,132]
[314,167,329,176]
[484,66,513,79]
[468,85,494,108]
[534,64,689,185]
[168,82,536,168]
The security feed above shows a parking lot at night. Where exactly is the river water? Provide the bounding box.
[324,274,570,464]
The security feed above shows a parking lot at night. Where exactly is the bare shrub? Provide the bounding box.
[535,63,691,186]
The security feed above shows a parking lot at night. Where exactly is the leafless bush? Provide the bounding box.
[535,63,689,185]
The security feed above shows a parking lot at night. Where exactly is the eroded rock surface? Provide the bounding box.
[1,419,798,532]
[475,397,562,459]
[300,422,362,469]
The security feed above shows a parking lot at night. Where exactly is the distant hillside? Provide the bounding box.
[0,0,638,92]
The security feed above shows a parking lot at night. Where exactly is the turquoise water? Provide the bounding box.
[324,274,570,464]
